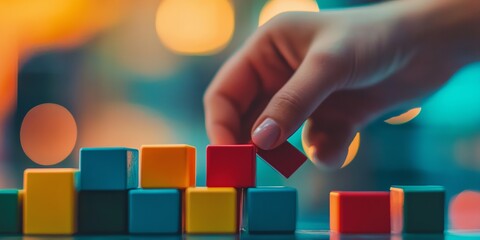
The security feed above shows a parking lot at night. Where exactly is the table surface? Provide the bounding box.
[2,230,480,240]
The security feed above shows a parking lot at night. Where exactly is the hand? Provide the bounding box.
[204,0,480,169]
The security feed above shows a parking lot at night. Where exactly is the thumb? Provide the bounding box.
[251,52,348,150]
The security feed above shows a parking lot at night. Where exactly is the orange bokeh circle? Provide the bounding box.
[20,103,77,165]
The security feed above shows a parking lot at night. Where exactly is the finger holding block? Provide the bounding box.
[141,145,196,188]
[23,168,78,235]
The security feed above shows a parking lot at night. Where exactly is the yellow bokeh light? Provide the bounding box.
[259,0,319,26]
[385,107,422,125]
[155,0,234,55]
[2,0,127,55]
[341,132,360,168]
[20,103,77,165]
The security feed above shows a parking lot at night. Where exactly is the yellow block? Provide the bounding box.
[23,168,77,235]
[186,187,237,233]
[141,145,196,188]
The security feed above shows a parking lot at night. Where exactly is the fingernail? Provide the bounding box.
[252,118,281,150]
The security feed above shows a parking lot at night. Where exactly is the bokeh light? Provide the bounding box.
[341,132,360,168]
[4,0,127,55]
[20,103,77,165]
[259,0,319,26]
[78,103,174,149]
[384,107,422,125]
[418,63,480,128]
[0,35,18,124]
[94,0,180,78]
[449,190,480,230]
[155,0,235,55]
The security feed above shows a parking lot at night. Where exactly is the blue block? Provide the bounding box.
[80,147,138,190]
[129,189,181,234]
[246,187,297,233]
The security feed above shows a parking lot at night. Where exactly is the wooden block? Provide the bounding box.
[129,189,181,234]
[246,187,297,233]
[391,185,445,233]
[0,189,22,233]
[330,191,390,234]
[140,145,196,188]
[80,147,139,190]
[23,168,77,235]
[78,190,128,234]
[206,144,256,187]
[185,187,237,234]
[256,141,307,178]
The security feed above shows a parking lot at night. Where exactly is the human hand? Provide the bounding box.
[204,0,480,169]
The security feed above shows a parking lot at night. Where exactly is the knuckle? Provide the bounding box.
[273,91,305,117]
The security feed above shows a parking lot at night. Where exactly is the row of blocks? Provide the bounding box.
[331,186,445,234]
[0,179,297,234]
[0,144,298,235]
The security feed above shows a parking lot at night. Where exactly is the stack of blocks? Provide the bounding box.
[0,140,448,236]
[2,143,300,235]
[78,147,138,233]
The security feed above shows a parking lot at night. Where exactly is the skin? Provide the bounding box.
[204,0,480,169]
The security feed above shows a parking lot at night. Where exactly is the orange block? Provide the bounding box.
[140,145,196,188]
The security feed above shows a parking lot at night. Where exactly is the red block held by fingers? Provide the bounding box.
[206,144,256,187]
[256,141,307,178]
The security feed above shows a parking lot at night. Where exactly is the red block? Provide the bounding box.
[330,191,391,234]
[256,141,307,178]
[206,144,256,187]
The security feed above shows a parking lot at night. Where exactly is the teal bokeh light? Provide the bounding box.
[417,63,480,129]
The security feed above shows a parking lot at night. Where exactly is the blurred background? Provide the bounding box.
[1,0,480,232]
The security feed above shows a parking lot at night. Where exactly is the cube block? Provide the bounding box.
[246,187,297,233]
[207,144,256,187]
[80,147,139,190]
[391,185,445,233]
[0,189,22,233]
[330,191,390,233]
[256,141,307,178]
[141,145,196,188]
[78,191,128,234]
[129,189,181,234]
[186,187,237,234]
[23,168,78,235]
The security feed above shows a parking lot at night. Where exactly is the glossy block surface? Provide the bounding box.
[206,144,256,187]
[246,187,297,233]
[0,189,22,233]
[186,187,237,234]
[78,191,128,234]
[330,191,390,234]
[23,168,77,235]
[80,147,139,190]
[256,141,307,178]
[391,185,445,233]
[129,189,181,234]
[141,145,196,188]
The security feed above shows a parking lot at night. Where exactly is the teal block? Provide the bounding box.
[392,185,445,233]
[78,191,128,234]
[80,147,138,190]
[129,189,181,234]
[246,187,297,233]
[0,189,21,233]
